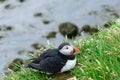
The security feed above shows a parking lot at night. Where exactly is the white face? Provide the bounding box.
[59,45,74,55]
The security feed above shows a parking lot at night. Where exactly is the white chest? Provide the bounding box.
[60,58,76,72]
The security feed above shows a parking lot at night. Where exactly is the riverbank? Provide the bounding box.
[0,0,120,74]
[4,19,120,80]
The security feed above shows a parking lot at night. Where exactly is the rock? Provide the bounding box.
[0,0,5,3]
[8,58,23,72]
[88,10,98,15]
[6,26,13,31]
[102,5,115,12]
[4,4,15,9]
[46,31,57,39]
[18,0,25,3]
[42,19,50,24]
[0,35,4,39]
[17,50,25,55]
[81,24,99,35]
[0,25,13,31]
[82,25,91,32]
[34,12,43,17]
[31,42,44,50]
[28,51,34,54]
[104,22,112,28]
[59,22,78,39]
[111,12,119,18]
[89,27,99,35]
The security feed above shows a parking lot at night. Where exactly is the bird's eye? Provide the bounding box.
[66,47,68,49]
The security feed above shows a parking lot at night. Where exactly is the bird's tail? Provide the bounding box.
[26,63,41,70]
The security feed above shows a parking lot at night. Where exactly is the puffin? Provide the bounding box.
[27,42,80,74]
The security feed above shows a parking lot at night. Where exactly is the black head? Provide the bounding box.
[58,42,70,50]
[58,42,80,55]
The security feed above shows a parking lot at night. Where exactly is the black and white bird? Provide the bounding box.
[27,42,80,74]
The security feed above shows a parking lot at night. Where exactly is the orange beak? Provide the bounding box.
[70,46,80,54]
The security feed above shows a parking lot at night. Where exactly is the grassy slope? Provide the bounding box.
[4,21,120,80]
[74,22,120,80]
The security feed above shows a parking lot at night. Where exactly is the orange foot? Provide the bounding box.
[58,72,64,74]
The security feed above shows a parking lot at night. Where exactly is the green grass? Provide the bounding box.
[4,21,120,80]
[73,22,120,80]
[4,68,48,80]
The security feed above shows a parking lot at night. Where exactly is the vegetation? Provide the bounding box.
[4,20,120,80]
[73,21,120,80]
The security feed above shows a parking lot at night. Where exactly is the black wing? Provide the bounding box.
[41,55,67,73]
[30,49,57,64]
[29,56,66,73]
[27,49,66,73]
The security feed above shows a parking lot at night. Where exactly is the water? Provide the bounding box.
[0,0,120,76]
